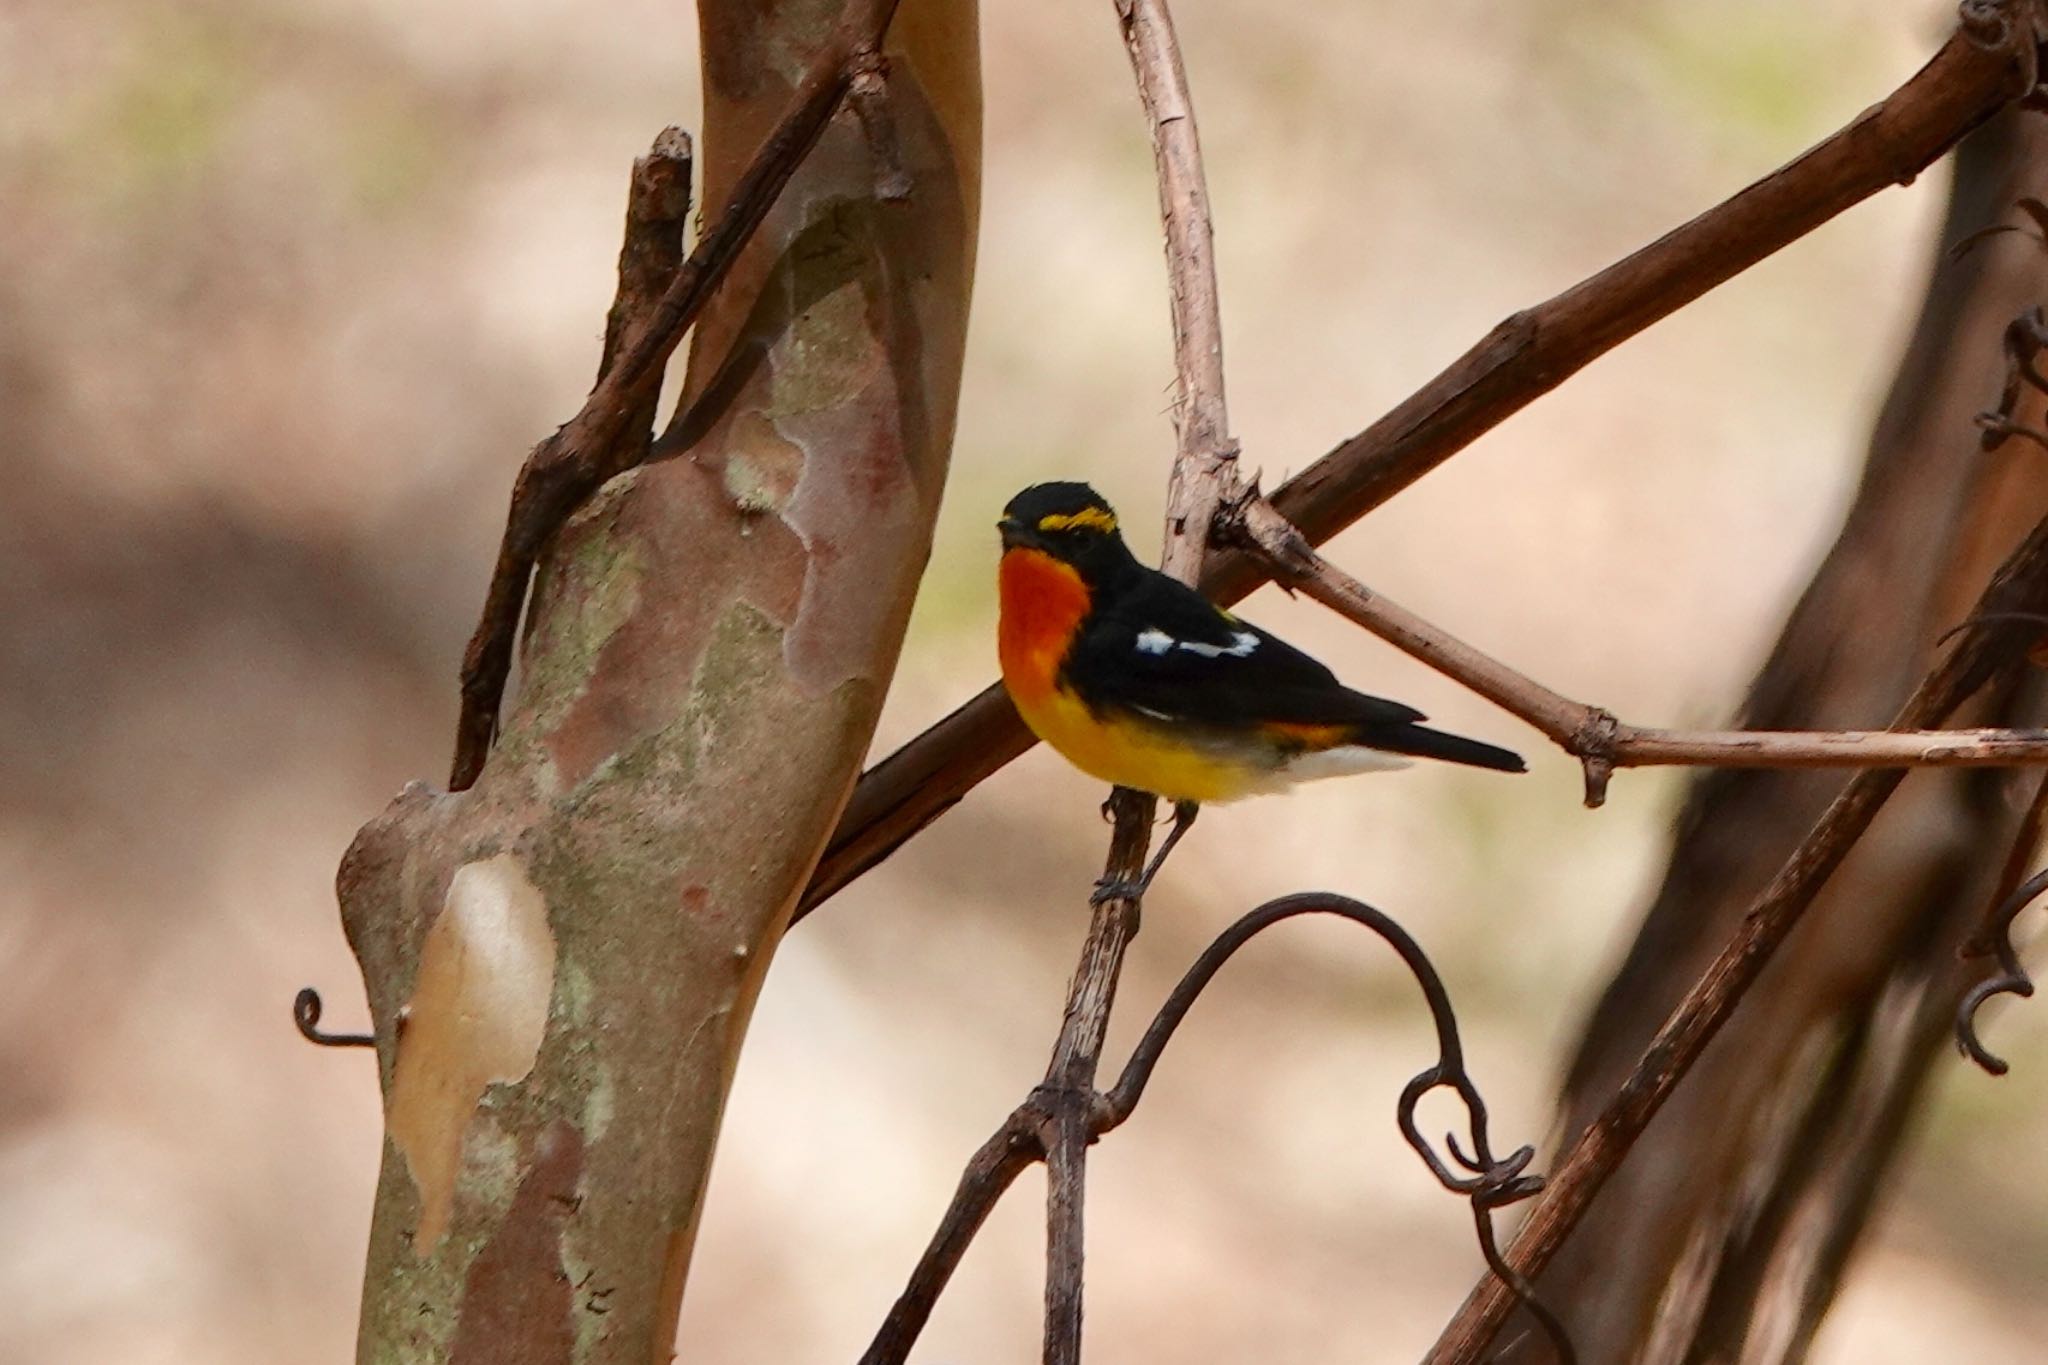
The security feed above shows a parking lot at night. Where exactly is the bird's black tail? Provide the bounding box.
[1364,723,1526,773]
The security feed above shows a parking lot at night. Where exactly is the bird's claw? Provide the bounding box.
[1090,876,1144,907]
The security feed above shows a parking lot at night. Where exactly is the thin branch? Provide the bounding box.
[1470,1201,1575,1365]
[292,987,376,1049]
[1043,1105,1091,1365]
[1115,0,1240,580]
[1980,303,2048,449]
[1038,787,1155,1365]
[1957,868,2048,1074]
[1102,894,1530,1188]
[795,3,2047,919]
[1030,4,1242,1357]
[1425,506,2048,1365]
[1230,493,2048,806]
[1956,768,2048,1072]
[860,1111,1045,1365]
[860,790,1156,1365]
[601,127,695,476]
[871,2,1240,1356]
[449,0,907,790]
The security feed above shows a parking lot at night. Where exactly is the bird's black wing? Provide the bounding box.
[1064,568,1424,732]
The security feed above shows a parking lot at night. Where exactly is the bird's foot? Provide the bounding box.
[1090,876,1146,907]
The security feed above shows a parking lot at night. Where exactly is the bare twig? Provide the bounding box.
[1115,0,1240,578]
[1980,304,2048,449]
[1425,507,2048,1365]
[601,128,695,475]
[450,0,907,789]
[1038,786,1155,1364]
[1956,769,2048,1072]
[1025,4,1244,1357]
[1233,2,2042,594]
[859,788,1154,1365]
[873,2,1241,1356]
[859,1111,1046,1364]
[1957,870,2048,1074]
[1230,493,2048,805]
[796,4,2047,918]
[292,987,375,1049]
[1101,895,1528,1181]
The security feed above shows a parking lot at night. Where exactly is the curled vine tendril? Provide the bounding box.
[1102,892,1574,1364]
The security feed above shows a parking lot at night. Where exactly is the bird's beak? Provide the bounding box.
[997,516,1028,549]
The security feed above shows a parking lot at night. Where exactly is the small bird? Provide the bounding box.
[997,481,1523,901]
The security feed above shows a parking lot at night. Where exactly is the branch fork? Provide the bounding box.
[448,0,911,791]
[1215,490,2048,810]
[864,880,1571,1364]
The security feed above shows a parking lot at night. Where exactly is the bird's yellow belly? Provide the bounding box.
[1015,685,1259,804]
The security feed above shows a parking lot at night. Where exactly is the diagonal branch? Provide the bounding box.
[449,0,908,790]
[1955,767,2048,1073]
[795,2,2048,920]
[1226,1,2042,598]
[1229,493,2048,805]
[858,1114,1046,1363]
[1424,505,2048,1365]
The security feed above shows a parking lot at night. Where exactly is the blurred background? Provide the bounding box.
[4,0,2045,1360]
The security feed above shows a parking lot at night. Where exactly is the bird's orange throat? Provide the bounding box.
[998,547,1092,702]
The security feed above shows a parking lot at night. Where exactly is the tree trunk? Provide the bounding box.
[339,4,980,1361]
[1510,109,2048,1363]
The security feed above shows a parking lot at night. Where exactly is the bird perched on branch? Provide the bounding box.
[997,481,1524,902]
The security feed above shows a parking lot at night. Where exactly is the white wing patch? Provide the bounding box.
[1134,627,1259,659]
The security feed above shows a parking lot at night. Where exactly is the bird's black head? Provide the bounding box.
[998,482,1138,577]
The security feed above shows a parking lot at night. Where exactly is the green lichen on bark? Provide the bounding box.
[499,475,651,775]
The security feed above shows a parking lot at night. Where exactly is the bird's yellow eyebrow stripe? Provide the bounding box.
[1036,507,1118,534]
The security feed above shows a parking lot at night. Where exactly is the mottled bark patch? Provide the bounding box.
[450,1121,586,1365]
[542,465,806,790]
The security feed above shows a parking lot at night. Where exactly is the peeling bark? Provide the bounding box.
[339,4,979,1360]
[1509,110,2048,1365]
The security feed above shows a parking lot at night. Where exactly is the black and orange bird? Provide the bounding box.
[997,481,1524,901]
